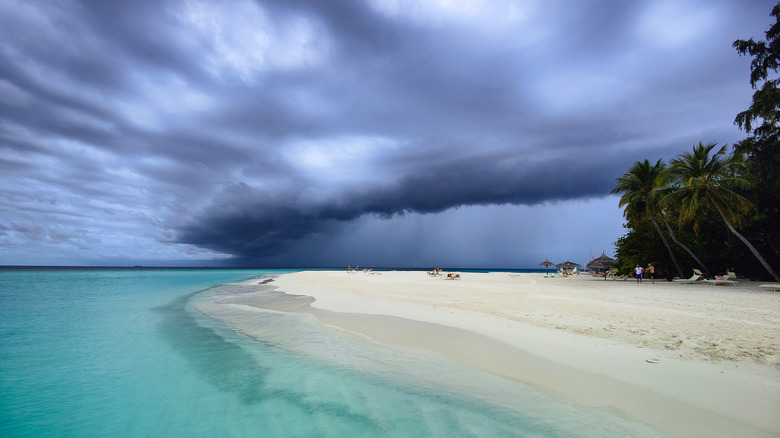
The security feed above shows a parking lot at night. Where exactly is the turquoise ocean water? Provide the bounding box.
[0,268,666,437]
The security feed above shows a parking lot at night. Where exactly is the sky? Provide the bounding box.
[0,0,775,268]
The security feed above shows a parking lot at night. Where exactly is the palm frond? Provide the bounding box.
[667,142,754,230]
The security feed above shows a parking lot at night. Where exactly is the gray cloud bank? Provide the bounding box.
[0,0,774,265]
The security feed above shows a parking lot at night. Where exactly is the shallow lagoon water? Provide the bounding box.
[0,268,666,437]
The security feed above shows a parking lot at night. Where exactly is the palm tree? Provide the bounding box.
[612,159,685,278]
[658,211,710,275]
[668,142,780,283]
[654,175,711,275]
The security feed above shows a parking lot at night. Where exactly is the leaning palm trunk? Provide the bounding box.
[708,193,780,283]
[650,217,685,278]
[660,214,710,275]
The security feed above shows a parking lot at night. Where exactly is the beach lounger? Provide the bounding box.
[759,283,780,291]
[673,274,701,283]
[702,279,737,286]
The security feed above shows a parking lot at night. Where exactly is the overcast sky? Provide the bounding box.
[0,0,774,268]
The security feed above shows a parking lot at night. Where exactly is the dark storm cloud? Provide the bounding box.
[0,0,775,264]
[177,148,643,262]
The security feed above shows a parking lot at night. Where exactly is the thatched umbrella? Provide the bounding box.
[539,257,555,274]
[587,252,617,280]
[586,252,616,269]
[555,261,582,274]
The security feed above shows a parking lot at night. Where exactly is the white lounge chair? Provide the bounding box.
[702,278,737,286]
[674,273,701,283]
[759,283,780,291]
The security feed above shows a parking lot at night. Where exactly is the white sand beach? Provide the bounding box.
[272,270,780,438]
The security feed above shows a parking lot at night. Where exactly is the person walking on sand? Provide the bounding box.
[647,263,655,284]
[635,264,644,284]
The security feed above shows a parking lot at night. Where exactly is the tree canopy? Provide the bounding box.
[733,4,780,139]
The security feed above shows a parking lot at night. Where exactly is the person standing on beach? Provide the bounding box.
[647,263,655,284]
[635,264,644,283]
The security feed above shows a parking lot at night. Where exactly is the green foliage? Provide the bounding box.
[614,222,676,279]
[611,159,667,224]
[610,159,685,277]
[667,142,752,229]
[731,3,780,280]
[615,142,778,281]
[733,4,780,139]
[729,138,780,278]
[614,190,775,280]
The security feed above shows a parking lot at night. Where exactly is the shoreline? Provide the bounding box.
[270,270,780,438]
